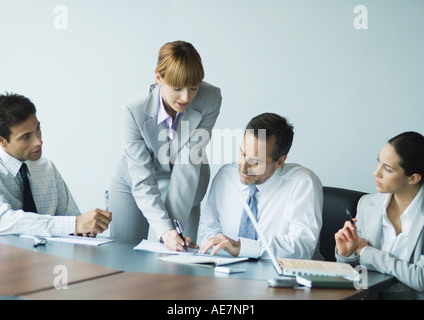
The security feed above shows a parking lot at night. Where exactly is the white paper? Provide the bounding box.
[21,235,114,246]
[133,239,196,255]
[158,254,248,266]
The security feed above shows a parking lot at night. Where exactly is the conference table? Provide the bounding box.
[0,235,396,301]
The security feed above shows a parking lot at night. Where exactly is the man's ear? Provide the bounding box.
[275,155,287,168]
[0,136,7,149]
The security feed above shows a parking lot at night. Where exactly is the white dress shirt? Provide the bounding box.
[361,186,423,261]
[157,86,184,140]
[198,163,323,259]
[0,147,80,236]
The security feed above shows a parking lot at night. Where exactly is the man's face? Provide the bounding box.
[238,131,286,185]
[0,114,43,162]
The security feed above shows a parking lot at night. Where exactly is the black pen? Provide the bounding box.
[346,209,355,225]
[174,219,187,252]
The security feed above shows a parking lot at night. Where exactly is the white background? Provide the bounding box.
[1,0,423,215]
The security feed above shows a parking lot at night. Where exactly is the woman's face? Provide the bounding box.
[374,143,413,194]
[156,74,199,116]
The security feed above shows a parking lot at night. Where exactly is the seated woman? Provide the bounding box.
[335,131,424,299]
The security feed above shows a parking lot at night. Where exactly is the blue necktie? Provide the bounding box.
[238,185,259,240]
[20,163,38,213]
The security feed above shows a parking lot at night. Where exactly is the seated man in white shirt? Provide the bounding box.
[0,92,112,237]
[198,113,323,259]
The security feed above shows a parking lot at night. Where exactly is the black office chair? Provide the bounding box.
[319,186,367,261]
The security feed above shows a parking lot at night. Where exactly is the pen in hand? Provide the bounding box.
[105,190,109,211]
[346,209,355,226]
[174,219,187,252]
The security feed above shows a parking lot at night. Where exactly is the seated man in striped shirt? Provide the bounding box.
[0,92,112,237]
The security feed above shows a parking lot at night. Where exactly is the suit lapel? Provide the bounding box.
[364,197,383,249]
[142,85,203,164]
[366,188,424,261]
[407,190,424,260]
[142,86,170,163]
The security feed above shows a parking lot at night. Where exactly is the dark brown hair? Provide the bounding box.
[246,113,294,162]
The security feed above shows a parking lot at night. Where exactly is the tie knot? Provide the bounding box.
[249,185,258,198]
[20,163,29,179]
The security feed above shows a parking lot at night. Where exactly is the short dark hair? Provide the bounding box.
[245,113,294,162]
[388,131,424,184]
[0,93,37,142]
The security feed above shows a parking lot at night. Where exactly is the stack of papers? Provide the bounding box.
[134,239,248,266]
[21,235,113,246]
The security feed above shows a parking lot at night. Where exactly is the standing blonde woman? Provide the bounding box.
[109,41,222,250]
[335,131,424,299]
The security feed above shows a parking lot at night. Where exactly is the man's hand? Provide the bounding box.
[75,208,112,236]
[199,234,241,257]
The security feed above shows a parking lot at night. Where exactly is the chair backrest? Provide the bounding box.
[320,186,367,261]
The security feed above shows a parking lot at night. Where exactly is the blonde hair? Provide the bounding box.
[155,41,204,88]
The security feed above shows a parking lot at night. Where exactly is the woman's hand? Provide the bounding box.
[334,219,359,257]
[161,229,197,251]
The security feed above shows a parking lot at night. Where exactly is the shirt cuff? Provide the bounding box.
[52,216,77,236]
[360,245,370,256]
[238,237,260,258]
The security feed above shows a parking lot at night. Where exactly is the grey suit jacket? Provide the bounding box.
[336,187,424,297]
[117,81,222,239]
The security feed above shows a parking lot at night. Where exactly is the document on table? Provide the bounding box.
[20,235,114,246]
[134,240,248,266]
[133,239,197,255]
[158,254,248,267]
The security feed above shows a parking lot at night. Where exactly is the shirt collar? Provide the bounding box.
[157,86,169,125]
[239,165,283,195]
[401,185,424,221]
[156,86,184,140]
[157,86,184,126]
[381,185,424,222]
[0,147,23,178]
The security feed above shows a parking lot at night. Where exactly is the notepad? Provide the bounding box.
[158,254,248,267]
[277,258,359,280]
